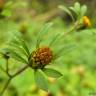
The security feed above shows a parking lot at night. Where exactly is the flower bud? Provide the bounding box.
[83,16,91,27]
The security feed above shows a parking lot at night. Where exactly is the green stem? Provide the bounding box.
[6,59,9,74]
[0,64,29,96]
[0,65,6,74]
[64,22,78,36]
[12,64,28,78]
[0,78,11,96]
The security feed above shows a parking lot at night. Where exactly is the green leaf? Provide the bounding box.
[13,2,27,8]
[58,5,75,22]
[9,42,29,57]
[1,1,13,17]
[11,38,20,45]
[34,70,49,91]
[69,7,76,13]
[38,23,53,38]
[6,48,28,64]
[21,40,30,56]
[9,35,30,57]
[54,44,77,60]
[5,1,13,7]
[42,68,63,78]
[1,9,12,17]
[74,2,81,13]
[81,5,87,17]
[36,23,53,47]
[15,36,30,56]
[49,33,60,47]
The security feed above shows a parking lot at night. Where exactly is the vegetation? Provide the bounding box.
[0,1,96,96]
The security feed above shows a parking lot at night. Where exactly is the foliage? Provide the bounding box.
[0,1,96,96]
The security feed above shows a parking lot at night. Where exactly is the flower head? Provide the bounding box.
[77,16,92,30]
[29,46,53,69]
[83,16,91,27]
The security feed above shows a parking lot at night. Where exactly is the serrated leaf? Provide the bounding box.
[81,5,87,17]
[36,23,53,47]
[34,70,49,91]
[6,48,28,64]
[58,5,75,22]
[42,68,63,78]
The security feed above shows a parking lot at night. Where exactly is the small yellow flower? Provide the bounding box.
[83,16,91,27]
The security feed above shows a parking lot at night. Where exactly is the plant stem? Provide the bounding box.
[12,64,28,78]
[0,64,29,96]
[6,59,9,74]
[0,65,6,74]
[64,22,78,36]
[0,65,11,77]
[0,78,11,96]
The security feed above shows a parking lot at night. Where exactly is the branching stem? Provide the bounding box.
[0,78,11,96]
[0,64,29,96]
[64,21,78,36]
[6,59,9,75]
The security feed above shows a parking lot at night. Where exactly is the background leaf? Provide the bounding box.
[58,5,75,22]
[1,9,12,17]
[74,2,81,13]
[81,5,87,17]
[69,7,77,14]
[36,23,53,47]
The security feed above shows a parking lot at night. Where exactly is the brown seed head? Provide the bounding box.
[29,47,53,69]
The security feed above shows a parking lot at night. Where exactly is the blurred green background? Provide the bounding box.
[0,0,96,96]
